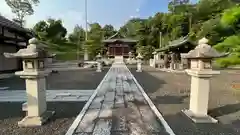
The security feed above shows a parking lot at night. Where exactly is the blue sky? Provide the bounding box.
[0,0,198,33]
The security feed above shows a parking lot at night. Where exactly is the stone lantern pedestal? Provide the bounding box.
[136,53,143,72]
[128,52,133,64]
[152,51,157,68]
[96,53,102,72]
[4,38,54,127]
[181,37,228,123]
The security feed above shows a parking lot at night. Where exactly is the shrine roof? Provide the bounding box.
[102,31,137,43]
[155,36,196,52]
[102,38,137,43]
[0,15,31,33]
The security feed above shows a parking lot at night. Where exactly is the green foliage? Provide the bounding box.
[214,35,240,67]
[26,0,240,64]
[136,45,155,60]
[221,6,240,32]
[33,18,67,43]
[214,35,240,52]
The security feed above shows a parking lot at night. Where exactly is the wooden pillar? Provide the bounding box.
[164,53,168,68]
[122,45,124,56]
[114,47,116,56]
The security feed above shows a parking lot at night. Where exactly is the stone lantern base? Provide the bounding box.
[182,69,220,124]
[182,109,218,123]
[18,111,55,127]
[136,70,142,72]
[96,69,102,72]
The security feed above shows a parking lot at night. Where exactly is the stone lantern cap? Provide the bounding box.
[136,53,143,59]
[4,38,53,59]
[182,37,228,59]
[96,53,102,59]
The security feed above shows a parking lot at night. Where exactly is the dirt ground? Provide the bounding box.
[129,65,240,135]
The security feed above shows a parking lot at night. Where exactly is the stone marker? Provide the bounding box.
[4,38,55,127]
[128,52,133,64]
[136,53,143,72]
[181,37,228,123]
[151,51,157,68]
[96,53,102,72]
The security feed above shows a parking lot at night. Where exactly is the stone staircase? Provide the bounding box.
[114,56,124,64]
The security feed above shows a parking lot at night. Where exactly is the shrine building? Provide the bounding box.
[0,15,33,73]
[102,32,137,58]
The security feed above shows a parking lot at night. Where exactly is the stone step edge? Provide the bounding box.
[65,66,112,135]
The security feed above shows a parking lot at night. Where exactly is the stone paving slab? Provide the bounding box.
[69,62,171,135]
[0,90,94,102]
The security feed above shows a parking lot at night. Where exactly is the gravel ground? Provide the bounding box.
[0,67,109,90]
[0,101,86,135]
[0,67,109,135]
[129,65,240,135]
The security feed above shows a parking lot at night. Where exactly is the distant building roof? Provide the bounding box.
[0,15,31,33]
[102,31,137,43]
[155,36,196,52]
[102,38,137,43]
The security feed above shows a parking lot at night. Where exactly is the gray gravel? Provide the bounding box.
[0,102,86,135]
[129,65,240,135]
[0,67,109,135]
[0,67,109,90]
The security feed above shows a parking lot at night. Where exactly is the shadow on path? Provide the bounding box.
[153,95,188,104]
[209,103,240,118]
[128,66,166,94]
[129,65,240,135]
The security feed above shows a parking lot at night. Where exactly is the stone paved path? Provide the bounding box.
[0,90,94,102]
[67,62,172,135]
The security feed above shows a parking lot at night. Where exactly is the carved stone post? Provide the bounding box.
[181,37,228,123]
[163,53,168,68]
[128,52,132,64]
[152,51,157,68]
[96,53,102,72]
[106,51,110,59]
[170,53,176,70]
[136,53,143,72]
[4,38,54,127]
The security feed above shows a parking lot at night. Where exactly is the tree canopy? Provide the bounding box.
[7,0,240,65]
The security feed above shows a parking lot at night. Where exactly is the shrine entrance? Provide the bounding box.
[108,42,130,56]
[102,32,137,58]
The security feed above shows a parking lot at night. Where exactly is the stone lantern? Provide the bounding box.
[106,51,110,59]
[136,53,143,72]
[128,52,133,64]
[4,38,54,127]
[152,51,157,68]
[181,37,228,123]
[96,53,102,72]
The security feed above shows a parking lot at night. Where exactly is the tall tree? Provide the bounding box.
[102,24,116,39]
[84,23,104,57]
[68,25,85,44]
[5,0,39,26]
[33,18,67,43]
